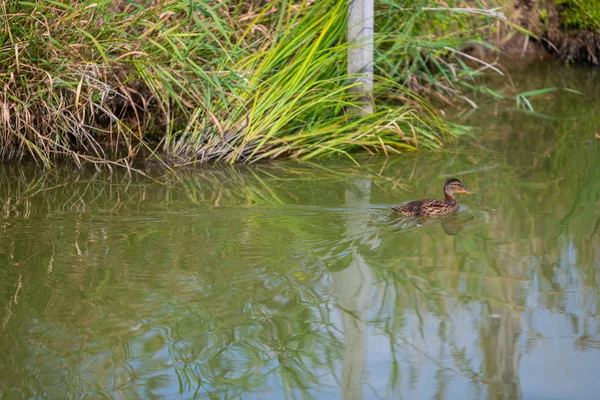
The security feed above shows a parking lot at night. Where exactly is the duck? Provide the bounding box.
[391,178,473,216]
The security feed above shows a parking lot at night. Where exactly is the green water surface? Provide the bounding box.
[1,63,599,399]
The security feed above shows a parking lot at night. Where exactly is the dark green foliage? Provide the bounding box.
[555,0,600,31]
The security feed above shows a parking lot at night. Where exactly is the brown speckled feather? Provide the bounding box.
[391,198,458,216]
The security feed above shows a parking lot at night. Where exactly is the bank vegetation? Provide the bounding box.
[2,0,590,169]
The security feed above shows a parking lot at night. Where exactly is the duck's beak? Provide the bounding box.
[461,187,474,195]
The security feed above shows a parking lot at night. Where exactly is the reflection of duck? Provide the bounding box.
[391,178,473,216]
[388,212,474,236]
[441,213,474,235]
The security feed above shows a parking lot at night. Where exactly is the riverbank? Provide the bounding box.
[0,1,467,168]
[1,1,598,170]
[492,0,600,64]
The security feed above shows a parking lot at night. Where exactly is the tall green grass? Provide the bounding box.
[166,0,461,165]
[1,0,242,167]
[1,0,506,168]
[375,1,514,106]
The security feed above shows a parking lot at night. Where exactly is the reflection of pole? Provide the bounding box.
[348,0,374,115]
[333,179,373,400]
[483,309,522,400]
[336,251,372,400]
[480,267,524,400]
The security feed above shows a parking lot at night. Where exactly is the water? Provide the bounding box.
[1,62,599,399]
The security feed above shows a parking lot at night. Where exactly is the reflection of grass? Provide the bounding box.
[1,119,599,397]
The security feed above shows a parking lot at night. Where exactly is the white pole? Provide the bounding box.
[348,0,374,115]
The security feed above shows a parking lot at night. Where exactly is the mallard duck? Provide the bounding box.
[391,178,473,216]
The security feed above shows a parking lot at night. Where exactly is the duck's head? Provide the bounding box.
[444,178,474,196]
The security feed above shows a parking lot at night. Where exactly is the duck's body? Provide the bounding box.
[392,178,473,217]
[392,197,458,217]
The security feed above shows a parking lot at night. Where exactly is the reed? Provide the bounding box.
[1,0,506,168]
